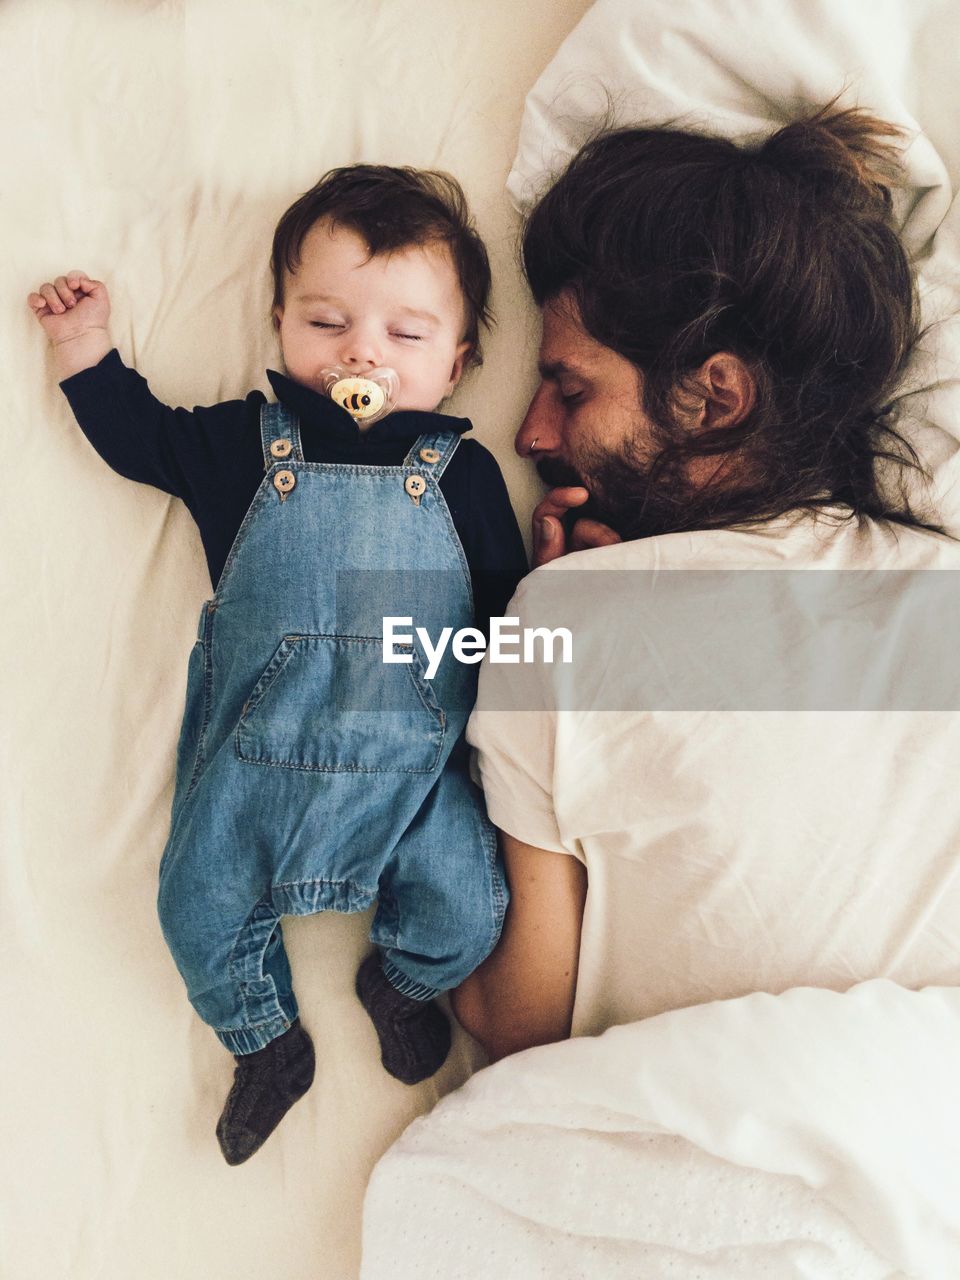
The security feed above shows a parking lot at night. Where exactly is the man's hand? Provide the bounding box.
[532,485,622,567]
[28,272,112,378]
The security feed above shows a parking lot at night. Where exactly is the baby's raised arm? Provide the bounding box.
[28,272,112,379]
[25,271,227,521]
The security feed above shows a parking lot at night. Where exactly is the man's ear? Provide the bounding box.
[445,340,472,395]
[272,305,284,331]
[694,353,756,429]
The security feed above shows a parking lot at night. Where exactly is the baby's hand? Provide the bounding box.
[28,272,110,343]
[28,272,112,378]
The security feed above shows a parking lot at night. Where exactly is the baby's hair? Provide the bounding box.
[271,165,492,367]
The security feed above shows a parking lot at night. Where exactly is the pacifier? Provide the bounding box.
[319,367,399,426]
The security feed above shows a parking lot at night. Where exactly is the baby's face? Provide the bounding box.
[274,218,471,417]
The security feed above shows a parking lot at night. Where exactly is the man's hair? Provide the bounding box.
[271,164,492,367]
[522,105,935,533]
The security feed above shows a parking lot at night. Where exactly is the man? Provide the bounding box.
[452,106,960,1060]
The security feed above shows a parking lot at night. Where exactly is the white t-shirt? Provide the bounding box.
[467,508,960,1037]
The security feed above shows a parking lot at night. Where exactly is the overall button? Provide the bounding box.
[274,470,296,501]
[418,447,441,464]
[270,438,293,459]
[404,474,427,506]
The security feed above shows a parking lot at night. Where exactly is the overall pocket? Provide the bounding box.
[236,634,445,773]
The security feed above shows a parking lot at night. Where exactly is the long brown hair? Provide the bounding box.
[523,106,938,534]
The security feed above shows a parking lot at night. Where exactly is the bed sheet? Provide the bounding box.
[0,3,593,1278]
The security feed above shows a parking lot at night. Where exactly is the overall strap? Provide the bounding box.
[401,431,461,481]
[259,402,304,468]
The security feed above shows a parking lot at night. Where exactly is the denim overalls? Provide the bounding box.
[158,403,507,1054]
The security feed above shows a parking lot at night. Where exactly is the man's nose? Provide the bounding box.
[515,383,559,457]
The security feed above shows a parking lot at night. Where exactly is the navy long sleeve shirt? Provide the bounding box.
[60,350,528,630]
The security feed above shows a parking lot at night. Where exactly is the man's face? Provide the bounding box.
[274,218,470,418]
[515,294,671,536]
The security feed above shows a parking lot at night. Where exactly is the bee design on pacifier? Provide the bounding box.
[339,385,376,416]
[319,367,400,426]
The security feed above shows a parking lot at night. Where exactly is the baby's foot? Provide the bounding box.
[355,952,451,1084]
[216,1019,315,1166]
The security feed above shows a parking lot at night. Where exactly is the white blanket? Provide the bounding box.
[362,981,960,1278]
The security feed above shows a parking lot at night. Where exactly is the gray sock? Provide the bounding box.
[355,952,451,1084]
[215,1019,315,1166]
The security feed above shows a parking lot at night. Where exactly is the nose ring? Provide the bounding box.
[527,436,540,456]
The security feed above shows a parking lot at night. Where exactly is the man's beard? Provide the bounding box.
[536,439,696,542]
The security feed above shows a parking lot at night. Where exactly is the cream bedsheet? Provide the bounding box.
[0,3,593,1278]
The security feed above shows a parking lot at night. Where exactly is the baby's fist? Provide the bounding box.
[28,272,110,343]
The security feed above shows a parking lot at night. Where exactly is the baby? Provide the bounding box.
[29,165,525,1165]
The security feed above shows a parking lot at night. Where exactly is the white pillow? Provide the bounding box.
[508,0,955,253]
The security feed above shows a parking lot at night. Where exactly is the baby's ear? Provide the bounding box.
[446,340,471,393]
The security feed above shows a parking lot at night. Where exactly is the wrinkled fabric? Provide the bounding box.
[363,982,960,1279]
